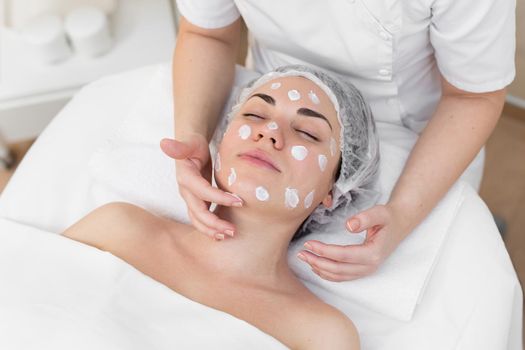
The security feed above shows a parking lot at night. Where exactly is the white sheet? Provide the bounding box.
[0,218,287,349]
[0,64,521,349]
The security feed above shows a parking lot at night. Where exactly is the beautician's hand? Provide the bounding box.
[160,136,243,240]
[298,204,410,282]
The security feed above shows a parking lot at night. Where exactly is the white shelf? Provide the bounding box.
[0,0,176,142]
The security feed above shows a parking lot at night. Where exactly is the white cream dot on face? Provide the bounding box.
[228,168,237,186]
[255,186,270,201]
[308,90,320,105]
[291,145,308,161]
[215,153,221,172]
[270,82,281,90]
[238,124,251,140]
[267,121,278,130]
[285,187,300,209]
[288,89,301,101]
[304,190,315,209]
[318,154,328,172]
[330,137,337,157]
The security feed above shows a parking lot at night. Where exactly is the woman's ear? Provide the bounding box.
[321,191,333,209]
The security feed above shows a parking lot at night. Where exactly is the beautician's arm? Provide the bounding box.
[300,75,506,282]
[160,17,243,238]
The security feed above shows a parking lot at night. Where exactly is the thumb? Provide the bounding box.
[346,205,388,233]
[160,138,193,160]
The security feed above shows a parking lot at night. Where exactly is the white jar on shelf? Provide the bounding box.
[64,6,113,58]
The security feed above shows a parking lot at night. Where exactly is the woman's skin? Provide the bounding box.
[166,16,506,282]
[62,76,360,350]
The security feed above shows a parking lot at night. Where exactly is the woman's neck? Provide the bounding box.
[181,205,303,286]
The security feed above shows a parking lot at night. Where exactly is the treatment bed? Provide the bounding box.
[0,63,522,349]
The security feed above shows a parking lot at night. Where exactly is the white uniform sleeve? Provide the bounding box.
[429,0,516,92]
[176,0,241,29]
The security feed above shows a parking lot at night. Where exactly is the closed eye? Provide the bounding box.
[297,130,319,142]
[242,113,265,120]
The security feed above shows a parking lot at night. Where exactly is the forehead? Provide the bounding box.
[248,76,340,129]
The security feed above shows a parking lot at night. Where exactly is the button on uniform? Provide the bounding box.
[379,69,390,76]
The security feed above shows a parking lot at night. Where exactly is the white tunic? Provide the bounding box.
[176,0,515,133]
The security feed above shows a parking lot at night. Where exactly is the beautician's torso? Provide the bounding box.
[62,202,359,349]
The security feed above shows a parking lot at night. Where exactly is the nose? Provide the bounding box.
[253,122,284,149]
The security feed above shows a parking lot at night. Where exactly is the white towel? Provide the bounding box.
[89,64,460,321]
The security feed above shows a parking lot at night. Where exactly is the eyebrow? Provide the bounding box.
[248,93,333,130]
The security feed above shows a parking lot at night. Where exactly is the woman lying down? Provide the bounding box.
[63,65,379,349]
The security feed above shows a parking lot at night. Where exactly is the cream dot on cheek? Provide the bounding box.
[238,124,251,140]
[228,168,237,186]
[255,186,270,201]
[215,153,221,172]
[285,187,300,209]
[291,145,308,161]
[304,190,315,209]
[318,154,328,172]
[288,90,301,101]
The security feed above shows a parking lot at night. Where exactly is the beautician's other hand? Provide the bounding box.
[160,136,243,240]
[298,204,410,282]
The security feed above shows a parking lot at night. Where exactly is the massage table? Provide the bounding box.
[0,63,522,349]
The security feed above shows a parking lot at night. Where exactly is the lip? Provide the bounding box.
[238,149,281,172]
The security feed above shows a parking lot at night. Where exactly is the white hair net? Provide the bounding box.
[212,64,380,240]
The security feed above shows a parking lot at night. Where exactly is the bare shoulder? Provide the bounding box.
[294,297,360,350]
[61,202,170,252]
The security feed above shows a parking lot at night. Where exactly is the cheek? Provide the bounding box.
[287,149,333,189]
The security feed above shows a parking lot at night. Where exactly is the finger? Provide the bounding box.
[187,211,219,239]
[181,174,243,207]
[300,250,374,277]
[184,193,236,235]
[160,138,194,160]
[311,267,360,282]
[303,240,379,265]
[346,205,389,233]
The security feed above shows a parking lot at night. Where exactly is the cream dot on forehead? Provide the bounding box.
[285,187,300,209]
[291,145,308,161]
[255,186,270,201]
[287,90,301,101]
[238,124,251,140]
[270,82,281,90]
[308,90,320,105]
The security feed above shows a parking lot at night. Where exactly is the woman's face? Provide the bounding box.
[215,76,341,215]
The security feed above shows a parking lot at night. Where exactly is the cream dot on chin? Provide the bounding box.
[255,186,270,201]
[285,187,300,209]
[288,90,301,101]
[318,154,328,172]
[304,190,315,209]
[228,168,237,186]
[238,124,251,140]
[291,145,308,161]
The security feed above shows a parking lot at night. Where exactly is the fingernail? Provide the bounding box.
[227,193,243,207]
[215,233,225,241]
[224,229,234,237]
[304,242,313,251]
[348,220,360,232]
[297,252,307,262]
[232,201,243,208]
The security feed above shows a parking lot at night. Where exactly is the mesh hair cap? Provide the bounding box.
[212,65,380,240]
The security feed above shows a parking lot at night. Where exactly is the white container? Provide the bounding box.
[64,6,112,57]
[19,14,72,64]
